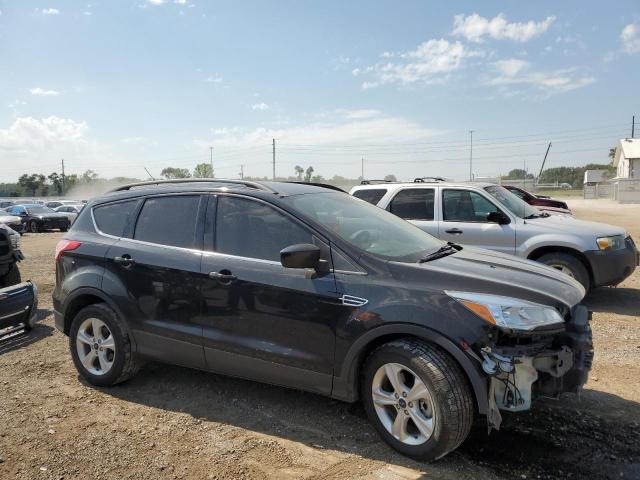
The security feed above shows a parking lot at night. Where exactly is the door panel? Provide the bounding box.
[439,189,515,254]
[388,188,439,237]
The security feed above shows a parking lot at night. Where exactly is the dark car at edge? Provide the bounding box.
[503,185,571,212]
[52,179,593,461]
[7,204,71,233]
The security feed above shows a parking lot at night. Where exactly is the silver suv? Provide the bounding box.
[350,179,638,290]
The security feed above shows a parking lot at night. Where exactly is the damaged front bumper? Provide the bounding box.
[478,304,593,430]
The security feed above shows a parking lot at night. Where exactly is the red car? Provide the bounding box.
[503,185,571,213]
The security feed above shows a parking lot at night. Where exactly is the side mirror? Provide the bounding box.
[487,211,510,225]
[280,243,321,269]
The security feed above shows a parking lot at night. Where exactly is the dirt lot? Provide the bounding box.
[1,198,639,480]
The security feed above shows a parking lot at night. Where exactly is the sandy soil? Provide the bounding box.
[1,199,639,479]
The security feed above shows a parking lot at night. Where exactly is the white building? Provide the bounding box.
[611,138,640,202]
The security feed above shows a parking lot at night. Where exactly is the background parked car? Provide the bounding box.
[502,185,571,213]
[350,180,638,290]
[0,200,16,209]
[54,204,84,224]
[0,211,24,233]
[45,200,83,209]
[6,204,70,233]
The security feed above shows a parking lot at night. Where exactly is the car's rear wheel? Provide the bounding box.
[69,303,140,386]
[29,220,39,233]
[537,252,590,291]
[361,339,474,461]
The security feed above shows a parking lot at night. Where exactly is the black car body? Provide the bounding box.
[0,224,23,287]
[7,204,70,233]
[53,180,593,461]
[0,282,38,338]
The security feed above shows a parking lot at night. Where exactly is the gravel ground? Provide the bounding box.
[1,199,639,479]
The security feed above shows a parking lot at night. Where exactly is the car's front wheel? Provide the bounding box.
[29,221,39,233]
[361,339,474,461]
[69,303,140,386]
[537,252,590,291]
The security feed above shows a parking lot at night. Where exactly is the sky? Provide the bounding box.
[1,1,639,183]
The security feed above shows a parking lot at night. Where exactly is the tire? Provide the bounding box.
[69,303,140,387]
[29,220,39,233]
[537,252,590,291]
[361,339,474,461]
[0,263,21,288]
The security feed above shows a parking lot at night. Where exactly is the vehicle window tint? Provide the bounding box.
[352,189,387,205]
[216,196,312,261]
[442,190,499,222]
[389,189,434,220]
[134,195,200,248]
[93,199,139,237]
[508,188,526,199]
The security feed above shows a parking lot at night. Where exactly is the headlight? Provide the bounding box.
[446,291,564,331]
[596,235,625,250]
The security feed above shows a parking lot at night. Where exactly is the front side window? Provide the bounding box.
[484,185,540,219]
[134,195,200,248]
[216,196,312,262]
[389,188,434,220]
[352,189,387,205]
[284,192,443,262]
[93,199,140,237]
[442,189,499,222]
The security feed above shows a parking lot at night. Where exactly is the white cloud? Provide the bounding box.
[202,110,442,149]
[356,39,482,88]
[251,103,270,111]
[452,13,555,43]
[83,11,93,16]
[205,75,223,83]
[147,0,165,5]
[174,0,187,4]
[41,8,60,15]
[29,88,61,97]
[621,23,640,54]
[0,116,88,155]
[488,59,595,93]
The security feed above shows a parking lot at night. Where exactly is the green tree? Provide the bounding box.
[311,174,325,183]
[161,167,191,179]
[193,163,213,178]
[48,172,64,195]
[294,165,304,180]
[384,174,397,182]
[504,169,534,180]
[80,169,99,183]
[18,174,46,196]
[304,166,314,182]
[609,147,617,160]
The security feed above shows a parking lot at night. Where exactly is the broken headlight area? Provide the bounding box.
[469,305,594,431]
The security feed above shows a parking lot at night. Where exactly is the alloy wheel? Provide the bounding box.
[371,362,436,446]
[549,264,575,278]
[76,318,116,375]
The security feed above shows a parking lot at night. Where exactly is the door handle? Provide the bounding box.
[114,255,135,267]
[209,270,237,283]
[445,228,463,234]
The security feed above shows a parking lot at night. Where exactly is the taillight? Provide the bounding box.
[55,239,82,262]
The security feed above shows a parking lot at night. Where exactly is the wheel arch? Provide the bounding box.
[331,324,489,415]
[527,245,593,283]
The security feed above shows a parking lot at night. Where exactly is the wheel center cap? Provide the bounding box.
[398,398,407,408]
[93,343,99,350]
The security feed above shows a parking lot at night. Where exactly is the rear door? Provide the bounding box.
[387,187,438,237]
[199,194,350,395]
[104,194,206,368]
[439,188,516,254]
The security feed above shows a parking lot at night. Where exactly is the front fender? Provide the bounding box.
[331,323,489,414]
[519,235,591,258]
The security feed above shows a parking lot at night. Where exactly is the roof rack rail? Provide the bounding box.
[109,178,276,193]
[360,179,393,185]
[284,181,346,193]
[414,177,445,183]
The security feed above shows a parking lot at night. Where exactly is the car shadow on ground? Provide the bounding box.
[0,309,54,355]
[96,363,640,480]
[584,287,640,316]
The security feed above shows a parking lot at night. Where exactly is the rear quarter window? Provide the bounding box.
[352,188,387,205]
[93,199,140,237]
[134,195,201,249]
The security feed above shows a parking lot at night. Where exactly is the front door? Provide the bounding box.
[104,194,206,368]
[200,194,350,395]
[439,188,516,254]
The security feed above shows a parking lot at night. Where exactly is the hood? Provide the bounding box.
[0,215,21,223]
[525,215,625,237]
[536,206,572,216]
[388,247,585,310]
[34,212,69,220]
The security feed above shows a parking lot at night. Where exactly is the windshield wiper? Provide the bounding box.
[419,244,458,263]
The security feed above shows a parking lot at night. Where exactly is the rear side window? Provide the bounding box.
[134,195,200,249]
[353,189,387,205]
[389,188,435,220]
[93,200,139,237]
[216,196,312,261]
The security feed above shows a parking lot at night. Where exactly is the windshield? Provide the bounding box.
[26,206,55,214]
[283,192,444,262]
[484,185,540,219]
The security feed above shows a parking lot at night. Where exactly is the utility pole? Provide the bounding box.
[537,142,552,183]
[209,146,214,178]
[272,138,276,180]
[361,156,364,180]
[144,167,155,180]
[61,159,66,196]
[469,130,474,181]
[633,115,635,139]
[239,164,244,179]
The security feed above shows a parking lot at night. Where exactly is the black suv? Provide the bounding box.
[53,180,593,461]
